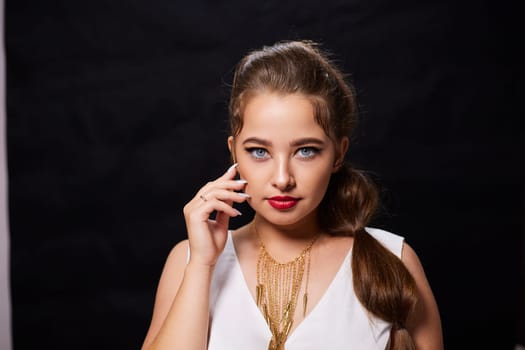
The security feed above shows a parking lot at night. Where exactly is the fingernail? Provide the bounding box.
[227,163,238,172]
[235,179,247,184]
[234,209,242,216]
[237,192,250,198]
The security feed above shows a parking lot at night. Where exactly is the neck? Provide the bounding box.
[251,214,321,262]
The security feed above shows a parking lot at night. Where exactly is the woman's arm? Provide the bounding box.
[141,240,214,350]
[402,243,444,350]
[141,164,248,350]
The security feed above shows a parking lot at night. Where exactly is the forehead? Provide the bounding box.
[239,93,329,140]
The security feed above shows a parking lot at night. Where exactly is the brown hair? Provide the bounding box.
[229,40,418,349]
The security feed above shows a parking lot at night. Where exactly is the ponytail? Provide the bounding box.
[319,165,418,349]
[387,327,416,350]
[228,40,419,348]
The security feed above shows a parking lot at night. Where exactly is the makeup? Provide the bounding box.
[267,196,300,210]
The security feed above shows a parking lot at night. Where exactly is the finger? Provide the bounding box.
[194,164,241,198]
[215,198,235,228]
[207,199,241,219]
[221,179,248,191]
[218,163,238,180]
[199,188,249,204]
[187,193,243,220]
[198,179,247,196]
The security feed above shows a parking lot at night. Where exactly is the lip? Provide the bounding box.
[267,196,300,210]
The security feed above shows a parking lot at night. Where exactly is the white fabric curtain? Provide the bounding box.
[0,0,13,348]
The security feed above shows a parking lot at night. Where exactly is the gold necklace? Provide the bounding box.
[254,225,318,350]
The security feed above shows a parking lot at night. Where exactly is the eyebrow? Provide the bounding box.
[242,137,326,147]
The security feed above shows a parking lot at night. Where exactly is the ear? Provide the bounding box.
[227,136,236,162]
[333,137,349,172]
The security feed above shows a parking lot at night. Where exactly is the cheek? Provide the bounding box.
[308,167,333,194]
[234,148,247,178]
[236,164,268,198]
[315,176,331,192]
[236,162,255,183]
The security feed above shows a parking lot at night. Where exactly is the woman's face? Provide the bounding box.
[228,92,348,228]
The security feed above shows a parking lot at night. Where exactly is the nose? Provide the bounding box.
[271,156,296,192]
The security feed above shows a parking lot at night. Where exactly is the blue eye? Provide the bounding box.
[247,148,269,159]
[297,147,318,158]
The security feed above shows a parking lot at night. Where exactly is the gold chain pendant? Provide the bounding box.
[255,226,318,350]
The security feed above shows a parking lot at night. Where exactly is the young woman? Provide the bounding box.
[141,40,443,350]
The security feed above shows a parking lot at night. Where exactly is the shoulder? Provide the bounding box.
[399,242,428,289]
[151,239,190,314]
[364,227,425,274]
[364,227,427,286]
[153,239,190,295]
[398,242,429,296]
[400,244,445,348]
[365,227,405,258]
[155,239,190,294]
[140,239,190,349]
[166,239,190,267]
[366,228,444,347]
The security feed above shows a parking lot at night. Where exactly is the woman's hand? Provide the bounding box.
[183,163,249,267]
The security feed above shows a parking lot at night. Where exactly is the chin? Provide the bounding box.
[267,216,303,227]
[254,206,316,228]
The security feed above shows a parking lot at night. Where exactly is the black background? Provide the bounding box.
[6,0,523,349]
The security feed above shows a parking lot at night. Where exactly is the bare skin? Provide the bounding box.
[141,225,443,349]
[140,92,443,350]
[231,225,354,336]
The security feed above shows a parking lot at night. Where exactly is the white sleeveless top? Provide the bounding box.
[207,227,404,350]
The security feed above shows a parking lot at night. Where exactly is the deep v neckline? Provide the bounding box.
[228,232,353,343]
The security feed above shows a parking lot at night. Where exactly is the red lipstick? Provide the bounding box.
[267,196,300,210]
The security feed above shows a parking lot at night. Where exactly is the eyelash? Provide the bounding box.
[244,147,321,160]
[246,147,269,160]
[297,147,320,158]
